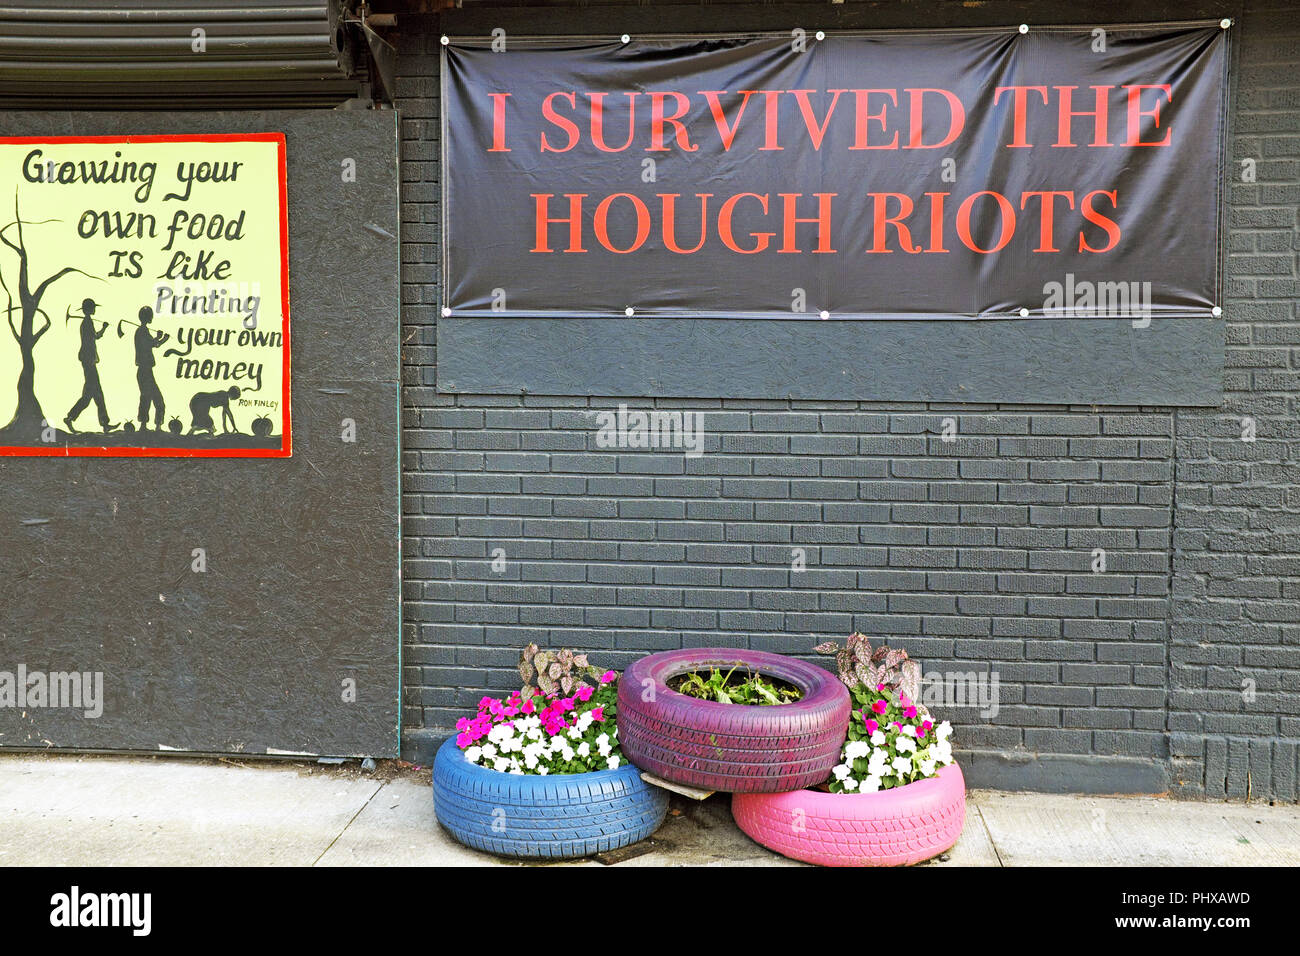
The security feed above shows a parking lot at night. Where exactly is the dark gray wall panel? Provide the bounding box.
[0,110,401,757]
[438,317,1224,405]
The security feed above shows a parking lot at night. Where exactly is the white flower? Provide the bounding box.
[863,774,882,792]
[901,724,917,738]
[567,727,581,741]
[538,767,549,775]
[464,746,482,763]
[895,736,916,754]
[575,712,594,732]
[918,759,936,777]
[480,744,497,760]
[936,721,953,740]
[891,755,912,775]
[577,742,591,758]
[832,764,851,781]
[844,740,870,761]
[870,730,886,746]
[607,756,620,770]
[493,758,510,773]
[842,776,858,791]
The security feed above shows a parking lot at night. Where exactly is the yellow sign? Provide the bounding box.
[0,134,289,457]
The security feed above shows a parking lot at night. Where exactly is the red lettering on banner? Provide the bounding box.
[587,92,638,152]
[531,193,587,252]
[1020,191,1076,252]
[489,93,511,152]
[993,86,1049,148]
[540,92,580,152]
[866,193,921,254]
[905,89,965,149]
[1054,85,1112,147]
[1123,85,1173,146]
[647,92,698,152]
[1078,189,1122,252]
[956,191,1016,254]
[718,193,774,253]
[849,90,900,150]
[790,90,847,150]
[700,91,756,151]
[779,193,837,253]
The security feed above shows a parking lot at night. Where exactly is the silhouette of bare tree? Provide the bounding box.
[0,189,100,442]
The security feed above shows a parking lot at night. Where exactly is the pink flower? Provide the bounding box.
[455,717,471,732]
[576,686,593,702]
[893,722,902,731]
[479,696,494,709]
[865,719,878,734]
[899,694,912,707]
[917,728,927,740]
[876,683,885,691]
[592,706,606,722]
[904,705,918,719]
[456,733,471,747]
[922,719,933,731]
[600,670,617,684]
[871,699,888,715]
[522,699,535,714]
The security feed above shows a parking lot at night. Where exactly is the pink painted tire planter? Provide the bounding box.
[731,762,966,866]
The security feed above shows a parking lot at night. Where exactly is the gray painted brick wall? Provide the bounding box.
[1170,2,1300,803]
[393,0,1300,799]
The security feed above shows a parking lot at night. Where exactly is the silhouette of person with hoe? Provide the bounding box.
[63,298,117,434]
[133,306,168,431]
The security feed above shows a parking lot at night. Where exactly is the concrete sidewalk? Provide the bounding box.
[2,753,1299,866]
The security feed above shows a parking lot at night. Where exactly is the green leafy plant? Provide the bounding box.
[518,644,603,698]
[670,666,801,705]
[814,632,921,702]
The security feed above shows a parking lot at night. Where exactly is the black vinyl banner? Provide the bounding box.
[441,25,1228,320]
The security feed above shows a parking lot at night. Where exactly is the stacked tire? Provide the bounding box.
[618,648,850,793]
[432,736,669,859]
[731,763,966,866]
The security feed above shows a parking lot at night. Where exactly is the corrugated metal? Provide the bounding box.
[0,1,365,109]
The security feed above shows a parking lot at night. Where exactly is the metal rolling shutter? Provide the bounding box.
[0,0,364,109]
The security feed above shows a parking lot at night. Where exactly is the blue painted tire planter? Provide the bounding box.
[432,735,670,859]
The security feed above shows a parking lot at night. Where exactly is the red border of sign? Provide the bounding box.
[0,132,291,458]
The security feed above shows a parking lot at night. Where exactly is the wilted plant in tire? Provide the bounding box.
[813,633,921,702]
[519,644,603,697]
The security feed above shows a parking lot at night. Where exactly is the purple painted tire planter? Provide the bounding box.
[731,763,966,866]
[618,648,851,793]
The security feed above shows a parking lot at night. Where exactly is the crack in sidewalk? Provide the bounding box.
[312,782,385,866]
